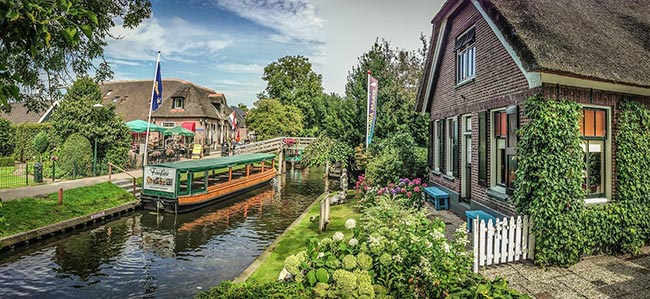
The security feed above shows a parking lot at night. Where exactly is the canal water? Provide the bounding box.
[0,168,325,298]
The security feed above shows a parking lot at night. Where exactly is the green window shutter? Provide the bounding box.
[478,111,487,186]
[428,119,434,169]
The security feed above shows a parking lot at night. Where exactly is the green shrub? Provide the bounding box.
[33,131,49,162]
[0,118,14,156]
[0,156,14,167]
[104,144,129,169]
[59,133,92,177]
[197,281,314,299]
[366,132,427,185]
[12,123,50,162]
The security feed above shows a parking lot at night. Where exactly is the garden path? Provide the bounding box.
[0,169,142,202]
[481,247,650,298]
[424,201,464,240]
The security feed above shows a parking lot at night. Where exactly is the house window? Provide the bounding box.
[446,117,458,177]
[162,122,175,128]
[455,27,476,84]
[579,108,607,198]
[491,106,517,194]
[173,97,185,109]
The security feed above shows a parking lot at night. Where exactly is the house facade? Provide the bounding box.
[230,105,252,143]
[416,0,650,217]
[99,79,232,150]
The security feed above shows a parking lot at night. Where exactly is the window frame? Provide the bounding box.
[446,117,458,177]
[455,27,476,85]
[579,106,610,202]
[162,122,175,128]
[489,106,517,195]
[173,97,185,109]
[433,120,440,172]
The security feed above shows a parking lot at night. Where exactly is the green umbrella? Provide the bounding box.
[163,126,195,137]
[125,120,166,133]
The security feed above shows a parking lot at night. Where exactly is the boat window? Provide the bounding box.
[178,171,189,195]
[191,171,206,194]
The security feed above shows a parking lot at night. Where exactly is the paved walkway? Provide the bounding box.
[425,204,650,298]
[482,250,650,299]
[0,169,142,202]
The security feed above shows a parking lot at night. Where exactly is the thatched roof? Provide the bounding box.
[484,0,650,87]
[99,79,228,122]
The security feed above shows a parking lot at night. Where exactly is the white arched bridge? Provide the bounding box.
[234,137,316,174]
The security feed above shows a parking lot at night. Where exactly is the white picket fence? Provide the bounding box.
[472,215,535,273]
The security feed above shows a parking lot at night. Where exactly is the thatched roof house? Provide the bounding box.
[417,0,650,112]
[99,79,232,147]
[0,102,58,124]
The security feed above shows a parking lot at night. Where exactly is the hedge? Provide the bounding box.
[0,156,14,167]
[13,123,51,162]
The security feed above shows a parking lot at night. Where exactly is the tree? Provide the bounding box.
[50,77,131,167]
[302,135,353,168]
[246,98,303,140]
[0,117,14,156]
[330,38,429,148]
[260,55,324,135]
[237,103,250,114]
[0,0,152,112]
[34,130,49,162]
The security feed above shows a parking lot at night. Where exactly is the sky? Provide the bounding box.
[104,0,445,107]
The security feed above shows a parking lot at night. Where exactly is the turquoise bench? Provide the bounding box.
[423,186,449,210]
[465,210,497,232]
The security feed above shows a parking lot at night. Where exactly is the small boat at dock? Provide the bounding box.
[141,153,277,213]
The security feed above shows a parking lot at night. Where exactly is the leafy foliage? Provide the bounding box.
[58,133,92,177]
[12,123,50,162]
[365,132,427,185]
[50,77,131,168]
[197,281,314,299]
[33,130,49,161]
[261,55,325,135]
[0,118,14,156]
[246,98,303,140]
[615,100,650,203]
[280,194,527,298]
[0,156,14,167]
[302,135,352,168]
[0,0,151,111]
[326,39,429,149]
[513,96,586,266]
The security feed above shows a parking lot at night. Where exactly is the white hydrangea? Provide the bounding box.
[442,242,450,253]
[432,231,445,240]
[333,231,345,242]
[348,238,359,247]
[345,218,357,230]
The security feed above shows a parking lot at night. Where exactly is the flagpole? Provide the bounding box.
[366,70,371,148]
[144,51,161,166]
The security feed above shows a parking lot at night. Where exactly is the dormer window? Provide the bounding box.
[455,27,476,84]
[173,97,185,109]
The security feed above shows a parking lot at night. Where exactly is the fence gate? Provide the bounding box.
[472,215,535,272]
[0,162,30,189]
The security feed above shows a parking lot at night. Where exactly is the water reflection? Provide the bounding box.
[0,168,324,298]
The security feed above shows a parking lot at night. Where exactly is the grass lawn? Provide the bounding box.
[0,182,137,238]
[0,166,35,189]
[247,193,361,283]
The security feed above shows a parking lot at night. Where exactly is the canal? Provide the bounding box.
[0,168,325,298]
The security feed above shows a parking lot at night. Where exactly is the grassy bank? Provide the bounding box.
[0,182,137,238]
[247,193,360,283]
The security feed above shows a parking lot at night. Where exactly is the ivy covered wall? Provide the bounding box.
[514,96,650,267]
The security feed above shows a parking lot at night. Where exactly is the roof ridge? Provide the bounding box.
[101,78,218,94]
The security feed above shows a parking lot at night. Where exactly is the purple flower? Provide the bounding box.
[391,189,397,195]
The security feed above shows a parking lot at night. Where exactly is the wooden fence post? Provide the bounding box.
[58,188,63,205]
[108,163,112,182]
[473,218,479,273]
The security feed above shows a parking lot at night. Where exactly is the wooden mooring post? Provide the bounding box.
[58,188,63,205]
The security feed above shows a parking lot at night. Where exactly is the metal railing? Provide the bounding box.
[107,162,138,196]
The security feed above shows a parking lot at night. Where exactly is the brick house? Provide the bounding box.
[415,0,650,217]
[99,79,233,150]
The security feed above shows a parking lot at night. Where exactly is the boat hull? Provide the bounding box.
[142,170,276,214]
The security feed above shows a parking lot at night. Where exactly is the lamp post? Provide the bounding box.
[92,103,104,176]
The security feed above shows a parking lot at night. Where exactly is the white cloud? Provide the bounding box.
[215,63,264,74]
[214,0,324,43]
[215,79,252,86]
[105,15,232,63]
[108,59,143,66]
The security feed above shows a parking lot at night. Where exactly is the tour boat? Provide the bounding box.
[141,153,277,213]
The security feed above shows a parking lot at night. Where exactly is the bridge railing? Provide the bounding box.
[235,136,316,155]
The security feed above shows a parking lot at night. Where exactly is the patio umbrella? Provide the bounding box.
[125,120,166,133]
[163,126,195,137]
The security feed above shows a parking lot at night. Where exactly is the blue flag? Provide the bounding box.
[151,60,162,111]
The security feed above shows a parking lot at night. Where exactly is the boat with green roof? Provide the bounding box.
[141,153,277,213]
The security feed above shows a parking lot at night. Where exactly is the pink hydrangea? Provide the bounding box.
[378,189,384,195]
[400,187,406,193]
[414,186,420,192]
[406,191,412,198]
[422,183,427,187]
[364,186,369,191]
[408,182,414,187]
